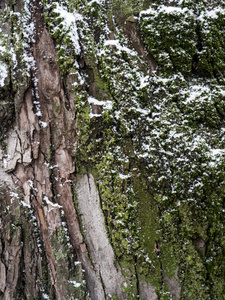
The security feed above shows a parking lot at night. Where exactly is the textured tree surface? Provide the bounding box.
[0,0,225,299]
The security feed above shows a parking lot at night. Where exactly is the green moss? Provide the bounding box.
[140,5,196,76]
[140,3,225,78]
[43,1,79,75]
[72,1,225,298]
[132,176,178,293]
[197,10,225,78]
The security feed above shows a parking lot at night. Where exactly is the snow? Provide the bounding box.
[21,0,36,77]
[9,192,20,204]
[68,280,81,288]
[88,96,103,106]
[104,40,136,56]
[198,8,225,21]
[104,100,113,110]
[23,0,35,43]
[209,149,225,167]
[0,61,8,87]
[22,21,35,44]
[43,195,62,211]
[2,157,7,169]
[22,53,36,76]
[118,173,130,179]
[139,75,150,89]
[34,100,42,116]
[211,149,225,156]
[10,191,19,199]
[88,0,105,5]
[88,96,113,118]
[21,200,31,208]
[2,0,221,281]
[140,5,189,17]
[52,3,83,55]
[159,6,184,14]
[88,97,112,110]
[104,40,118,46]
[39,120,48,128]
[89,112,101,118]
[183,84,210,104]
[28,180,38,192]
[0,45,6,53]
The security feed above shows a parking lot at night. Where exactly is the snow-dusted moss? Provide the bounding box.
[43,1,82,74]
[140,5,196,76]
[197,7,225,78]
[48,0,225,298]
[140,3,225,79]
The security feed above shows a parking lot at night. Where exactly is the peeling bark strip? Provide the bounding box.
[75,174,127,299]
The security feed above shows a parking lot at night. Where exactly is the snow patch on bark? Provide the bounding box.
[0,61,8,87]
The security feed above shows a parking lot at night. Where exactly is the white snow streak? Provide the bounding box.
[0,61,8,87]
[52,3,82,55]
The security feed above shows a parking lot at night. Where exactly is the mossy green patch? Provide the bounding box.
[140,5,196,76]
[70,0,225,298]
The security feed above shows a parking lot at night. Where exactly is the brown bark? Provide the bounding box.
[0,2,106,298]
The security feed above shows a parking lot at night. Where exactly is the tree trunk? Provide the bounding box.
[0,0,225,299]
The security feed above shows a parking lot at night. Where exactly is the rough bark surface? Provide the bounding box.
[1,0,225,299]
[0,21,119,300]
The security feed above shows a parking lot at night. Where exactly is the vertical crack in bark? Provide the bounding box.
[32,198,63,300]
[159,255,164,299]
[99,270,107,300]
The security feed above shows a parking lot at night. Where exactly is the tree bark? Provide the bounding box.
[0,0,225,299]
